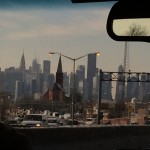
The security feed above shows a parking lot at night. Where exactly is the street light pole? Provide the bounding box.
[49,52,100,126]
[98,69,102,124]
[72,59,75,125]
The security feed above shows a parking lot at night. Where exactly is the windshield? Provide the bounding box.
[0,1,150,150]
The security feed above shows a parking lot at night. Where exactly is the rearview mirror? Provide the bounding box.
[107,1,150,42]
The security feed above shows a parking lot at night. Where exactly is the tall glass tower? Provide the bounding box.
[87,53,97,101]
[43,60,50,75]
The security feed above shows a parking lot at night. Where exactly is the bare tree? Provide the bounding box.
[125,23,148,36]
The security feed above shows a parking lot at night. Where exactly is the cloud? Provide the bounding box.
[0,6,110,40]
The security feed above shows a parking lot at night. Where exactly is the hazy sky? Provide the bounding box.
[0,0,150,77]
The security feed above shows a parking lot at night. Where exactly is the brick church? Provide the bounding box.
[43,56,65,101]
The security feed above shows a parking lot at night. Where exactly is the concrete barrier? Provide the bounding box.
[16,126,150,150]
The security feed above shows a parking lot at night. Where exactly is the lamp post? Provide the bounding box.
[98,69,102,124]
[49,52,100,125]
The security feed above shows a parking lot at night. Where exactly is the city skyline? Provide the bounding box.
[1,52,114,100]
[2,52,150,101]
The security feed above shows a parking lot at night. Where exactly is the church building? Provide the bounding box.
[43,56,65,101]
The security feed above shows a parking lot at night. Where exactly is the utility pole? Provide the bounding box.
[98,69,102,124]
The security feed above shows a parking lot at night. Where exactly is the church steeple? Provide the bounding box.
[43,55,65,101]
[20,51,26,71]
[56,55,63,87]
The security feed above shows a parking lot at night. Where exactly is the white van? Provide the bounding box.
[85,117,93,125]
[85,116,97,125]
[21,114,48,127]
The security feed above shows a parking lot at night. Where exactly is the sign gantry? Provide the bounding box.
[97,69,150,124]
[100,70,150,82]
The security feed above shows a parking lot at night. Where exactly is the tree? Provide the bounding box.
[125,23,148,36]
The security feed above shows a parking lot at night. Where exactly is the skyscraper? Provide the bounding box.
[4,67,24,94]
[76,65,85,93]
[32,58,41,76]
[47,73,55,90]
[43,60,50,75]
[87,53,97,101]
[19,52,26,72]
[19,52,26,82]
[127,75,139,100]
[63,72,70,95]
[43,60,50,93]
[140,73,147,101]
[15,80,24,101]
[76,65,85,81]
[115,65,125,101]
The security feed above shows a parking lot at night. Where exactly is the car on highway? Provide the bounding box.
[5,119,21,127]
[144,116,150,125]
[47,117,59,127]
[85,117,93,125]
[21,114,48,127]
[67,119,80,126]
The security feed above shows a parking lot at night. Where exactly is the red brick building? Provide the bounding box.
[43,56,65,101]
